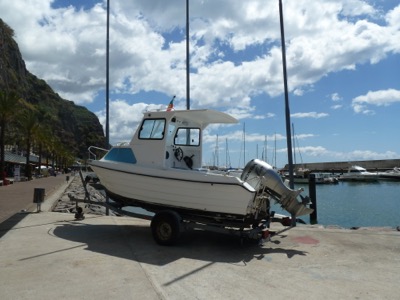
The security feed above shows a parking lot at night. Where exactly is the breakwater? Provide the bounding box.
[283,159,400,173]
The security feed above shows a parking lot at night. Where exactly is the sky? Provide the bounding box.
[1,0,399,168]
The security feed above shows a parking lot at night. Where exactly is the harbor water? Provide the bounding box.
[272,181,400,229]
[122,179,400,229]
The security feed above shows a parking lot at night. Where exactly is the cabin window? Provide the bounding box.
[104,148,137,164]
[174,128,200,146]
[139,119,165,140]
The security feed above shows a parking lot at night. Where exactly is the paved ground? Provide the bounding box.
[1,174,400,299]
[0,174,70,225]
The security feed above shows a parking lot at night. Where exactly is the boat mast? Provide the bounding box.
[264,135,268,163]
[243,122,246,168]
[274,132,277,168]
[215,134,219,168]
[225,138,231,169]
[292,123,296,166]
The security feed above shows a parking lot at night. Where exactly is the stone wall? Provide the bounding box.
[283,159,400,173]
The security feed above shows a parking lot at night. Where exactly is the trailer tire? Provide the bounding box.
[151,211,181,246]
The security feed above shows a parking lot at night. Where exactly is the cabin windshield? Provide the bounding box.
[139,119,165,139]
[174,128,200,146]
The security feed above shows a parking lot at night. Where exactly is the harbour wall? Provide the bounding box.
[283,159,400,173]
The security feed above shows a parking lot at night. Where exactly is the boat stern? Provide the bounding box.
[241,159,313,217]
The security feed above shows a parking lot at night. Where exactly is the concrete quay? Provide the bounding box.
[1,175,400,299]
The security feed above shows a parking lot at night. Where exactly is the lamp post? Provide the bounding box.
[105,0,110,215]
[186,0,190,110]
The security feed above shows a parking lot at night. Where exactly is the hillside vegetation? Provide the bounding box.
[0,19,107,161]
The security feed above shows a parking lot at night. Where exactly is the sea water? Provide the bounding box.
[121,180,400,229]
[272,181,400,228]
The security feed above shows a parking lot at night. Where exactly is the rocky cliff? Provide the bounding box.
[0,19,107,159]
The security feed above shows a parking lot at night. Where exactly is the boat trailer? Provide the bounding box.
[70,171,299,246]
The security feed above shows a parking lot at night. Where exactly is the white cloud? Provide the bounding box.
[1,0,398,109]
[295,146,329,157]
[341,150,398,161]
[291,112,329,119]
[283,146,398,162]
[331,104,343,110]
[295,134,316,140]
[352,89,400,113]
[340,0,376,17]
[386,5,400,31]
[0,0,399,156]
[330,93,342,101]
[224,106,256,120]
[96,100,164,143]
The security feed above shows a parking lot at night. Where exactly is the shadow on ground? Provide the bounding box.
[0,212,33,239]
[51,221,308,266]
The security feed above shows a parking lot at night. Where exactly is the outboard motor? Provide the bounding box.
[241,159,313,217]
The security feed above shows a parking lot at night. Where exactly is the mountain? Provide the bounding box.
[0,19,107,159]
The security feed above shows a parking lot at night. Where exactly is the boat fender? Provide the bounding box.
[184,155,194,169]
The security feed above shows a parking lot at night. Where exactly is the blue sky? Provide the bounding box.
[1,0,399,168]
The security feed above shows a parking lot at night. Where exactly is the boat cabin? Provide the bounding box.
[104,109,238,170]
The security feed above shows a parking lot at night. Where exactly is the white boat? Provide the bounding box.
[339,165,379,182]
[282,168,310,184]
[89,109,312,243]
[377,167,400,181]
[282,170,338,184]
[313,173,339,184]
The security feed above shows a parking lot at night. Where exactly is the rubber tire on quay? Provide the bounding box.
[151,211,182,246]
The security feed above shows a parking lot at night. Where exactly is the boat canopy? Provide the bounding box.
[144,109,238,126]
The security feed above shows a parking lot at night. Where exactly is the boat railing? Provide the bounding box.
[88,146,109,160]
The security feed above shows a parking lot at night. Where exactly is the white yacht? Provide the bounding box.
[339,165,379,182]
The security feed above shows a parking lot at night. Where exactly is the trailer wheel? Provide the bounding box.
[151,211,181,246]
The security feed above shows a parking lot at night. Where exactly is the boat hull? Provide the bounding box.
[90,162,257,223]
[340,166,379,182]
[339,175,379,182]
[378,174,400,181]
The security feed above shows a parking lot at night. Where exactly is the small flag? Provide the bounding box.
[167,95,176,111]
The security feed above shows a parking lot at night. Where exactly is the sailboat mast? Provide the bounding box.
[243,122,246,167]
[292,123,296,166]
[215,134,219,168]
[274,132,277,168]
[265,135,268,163]
[225,138,231,169]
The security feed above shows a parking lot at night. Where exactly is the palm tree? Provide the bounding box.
[34,126,53,175]
[18,109,40,180]
[0,90,21,181]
